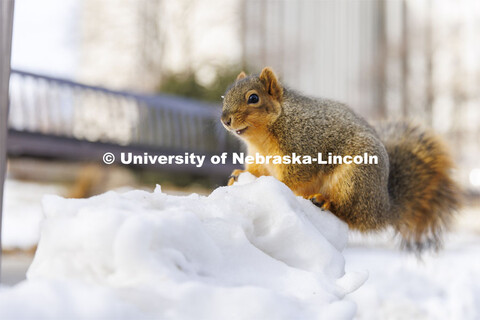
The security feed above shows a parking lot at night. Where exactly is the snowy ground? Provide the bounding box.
[345,230,480,319]
[1,176,479,319]
[2,179,67,251]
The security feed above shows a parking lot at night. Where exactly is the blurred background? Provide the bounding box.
[2,0,480,288]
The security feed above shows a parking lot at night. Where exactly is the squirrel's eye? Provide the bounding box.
[247,94,259,104]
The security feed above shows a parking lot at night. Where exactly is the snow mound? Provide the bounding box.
[2,179,66,250]
[1,173,366,319]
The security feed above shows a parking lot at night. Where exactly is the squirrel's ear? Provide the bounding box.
[236,71,247,81]
[259,67,283,100]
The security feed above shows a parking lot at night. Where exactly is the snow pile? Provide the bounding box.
[0,173,365,319]
[2,179,66,250]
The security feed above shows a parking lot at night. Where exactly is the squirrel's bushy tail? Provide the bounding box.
[378,122,461,252]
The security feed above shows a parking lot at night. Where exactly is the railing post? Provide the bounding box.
[1,0,15,281]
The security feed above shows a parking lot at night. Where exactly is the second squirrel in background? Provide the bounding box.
[221,67,461,252]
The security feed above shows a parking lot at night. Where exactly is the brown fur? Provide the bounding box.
[378,122,462,251]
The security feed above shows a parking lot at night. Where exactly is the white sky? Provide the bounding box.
[11,0,79,78]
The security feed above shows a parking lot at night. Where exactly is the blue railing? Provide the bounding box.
[8,69,239,155]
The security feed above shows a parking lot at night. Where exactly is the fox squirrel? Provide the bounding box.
[221,67,461,252]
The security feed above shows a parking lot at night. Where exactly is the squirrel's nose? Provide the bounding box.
[221,112,232,127]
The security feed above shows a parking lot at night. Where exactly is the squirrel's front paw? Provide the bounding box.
[307,193,333,211]
[228,169,246,186]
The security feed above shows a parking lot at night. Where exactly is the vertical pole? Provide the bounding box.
[401,0,409,118]
[425,0,433,126]
[376,0,387,120]
[240,0,247,71]
[260,0,267,67]
[1,0,15,281]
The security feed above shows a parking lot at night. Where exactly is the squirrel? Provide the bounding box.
[221,67,461,252]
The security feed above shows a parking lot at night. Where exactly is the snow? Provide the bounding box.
[0,173,365,319]
[0,279,143,320]
[345,233,480,320]
[2,179,66,250]
[2,175,479,319]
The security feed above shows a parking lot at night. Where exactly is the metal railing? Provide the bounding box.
[8,69,239,155]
